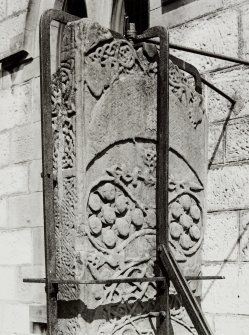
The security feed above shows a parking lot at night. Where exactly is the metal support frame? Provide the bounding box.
[24,8,249,335]
[39,9,80,335]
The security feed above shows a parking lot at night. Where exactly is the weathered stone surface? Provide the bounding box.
[8,192,43,228]
[226,119,249,162]
[0,131,10,168]
[32,227,45,265]
[161,0,223,28]
[6,0,29,16]
[208,123,224,165]
[0,302,30,333]
[0,82,32,131]
[0,229,32,265]
[0,12,27,60]
[28,159,42,193]
[202,263,239,314]
[0,0,6,20]
[214,315,249,335]
[169,11,239,73]
[207,67,249,123]
[0,198,7,228]
[203,212,239,261]
[207,164,249,211]
[241,4,249,58]
[239,210,249,261]
[10,122,41,163]
[50,19,207,335]
[237,264,249,315]
[0,164,28,196]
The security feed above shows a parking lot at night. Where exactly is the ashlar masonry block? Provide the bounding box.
[0,229,32,265]
[226,119,249,162]
[207,67,249,123]
[201,263,239,314]
[169,10,239,73]
[203,211,239,262]
[208,164,249,211]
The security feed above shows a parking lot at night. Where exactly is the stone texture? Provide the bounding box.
[0,266,18,300]
[32,76,41,122]
[0,302,30,333]
[0,164,28,196]
[17,265,46,303]
[0,12,27,60]
[207,164,249,211]
[169,10,239,73]
[0,131,10,168]
[50,19,207,335]
[237,264,249,315]
[214,315,249,335]
[203,212,239,262]
[207,67,249,123]
[0,198,7,228]
[6,0,29,15]
[10,122,42,163]
[241,4,249,59]
[226,119,249,162]
[0,82,32,131]
[32,227,45,265]
[8,192,43,228]
[208,123,224,165]
[0,229,32,265]
[0,0,6,20]
[161,0,223,28]
[28,159,42,193]
[240,210,249,261]
[202,263,239,314]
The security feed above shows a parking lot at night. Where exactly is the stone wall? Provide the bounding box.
[150,0,249,334]
[0,0,248,334]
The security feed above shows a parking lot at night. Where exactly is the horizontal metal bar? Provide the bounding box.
[201,77,235,105]
[23,275,224,285]
[170,43,249,66]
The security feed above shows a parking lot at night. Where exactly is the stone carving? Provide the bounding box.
[51,19,207,335]
[169,60,204,128]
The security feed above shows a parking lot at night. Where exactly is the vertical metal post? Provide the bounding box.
[39,9,79,335]
[136,27,170,334]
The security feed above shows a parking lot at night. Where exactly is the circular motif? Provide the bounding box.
[115,195,128,214]
[102,229,117,248]
[89,215,102,235]
[101,183,116,201]
[88,193,102,212]
[146,209,156,228]
[180,213,193,229]
[190,205,200,221]
[170,221,183,239]
[180,194,191,211]
[132,208,144,228]
[116,218,130,238]
[189,225,201,240]
[169,194,202,255]
[171,202,183,219]
[102,204,116,225]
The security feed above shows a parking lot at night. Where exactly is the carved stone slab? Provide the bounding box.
[51,19,206,335]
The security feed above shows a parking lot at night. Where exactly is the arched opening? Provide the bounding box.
[111,0,149,35]
[63,0,87,17]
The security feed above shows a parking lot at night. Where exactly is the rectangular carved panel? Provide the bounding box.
[51,19,206,335]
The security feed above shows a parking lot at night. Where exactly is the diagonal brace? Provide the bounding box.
[159,244,213,335]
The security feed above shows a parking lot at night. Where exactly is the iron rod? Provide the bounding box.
[201,77,235,105]
[170,43,249,66]
[23,275,225,285]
